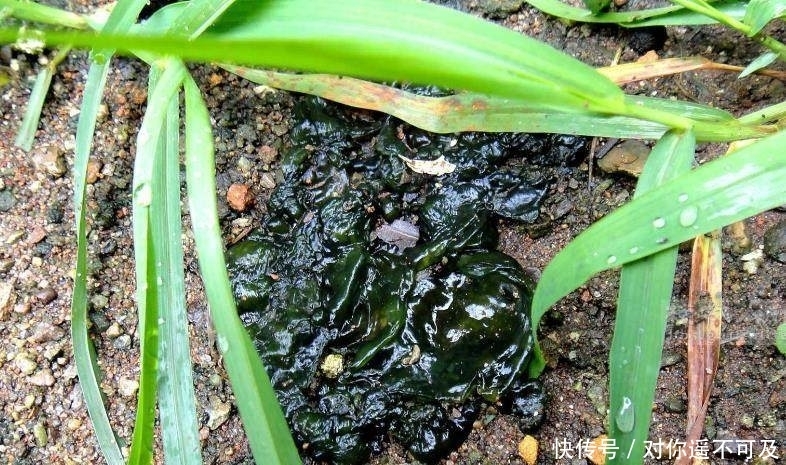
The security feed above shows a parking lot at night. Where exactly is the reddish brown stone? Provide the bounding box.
[227,183,254,212]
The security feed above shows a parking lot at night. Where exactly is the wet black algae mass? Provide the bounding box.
[227,96,586,464]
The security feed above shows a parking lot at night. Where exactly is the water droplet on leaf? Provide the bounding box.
[678,194,689,203]
[616,396,635,433]
[607,255,617,265]
[652,217,666,229]
[629,246,639,254]
[679,206,698,227]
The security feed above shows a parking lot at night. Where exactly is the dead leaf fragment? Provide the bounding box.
[373,219,419,251]
[397,154,455,175]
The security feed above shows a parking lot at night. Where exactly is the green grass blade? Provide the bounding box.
[584,0,612,15]
[140,3,236,463]
[71,61,125,465]
[152,73,203,464]
[0,0,88,28]
[13,49,58,151]
[183,74,302,465]
[739,52,779,78]
[224,66,772,141]
[70,1,150,462]
[128,60,187,465]
[529,128,786,377]
[743,0,786,35]
[525,0,747,26]
[1,0,628,116]
[608,129,695,465]
[166,0,237,39]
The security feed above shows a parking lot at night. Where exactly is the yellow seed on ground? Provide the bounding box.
[518,435,538,465]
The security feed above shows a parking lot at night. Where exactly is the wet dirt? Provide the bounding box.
[0,1,784,464]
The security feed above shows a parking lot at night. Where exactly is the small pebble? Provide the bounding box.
[118,377,139,397]
[27,227,46,244]
[66,418,82,431]
[206,398,232,430]
[259,145,278,165]
[664,394,686,413]
[35,146,67,178]
[29,322,65,343]
[0,189,15,212]
[91,294,109,310]
[28,369,55,386]
[597,140,649,177]
[113,334,131,350]
[763,220,786,263]
[260,172,276,190]
[34,287,57,305]
[15,353,38,375]
[226,183,254,212]
[105,322,122,339]
[86,160,103,184]
[33,422,48,447]
[0,281,15,316]
[236,156,252,174]
[46,202,65,224]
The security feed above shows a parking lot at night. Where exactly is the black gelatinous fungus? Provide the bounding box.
[227,97,581,464]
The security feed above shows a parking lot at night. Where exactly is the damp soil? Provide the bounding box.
[0,1,785,464]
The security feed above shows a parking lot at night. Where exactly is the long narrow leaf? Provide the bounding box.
[13,47,70,151]
[70,0,149,462]
[183,75,301,465]
[153,78,203,465]
[608,129,695,465]
[0,0,89,28]
[0,0,629,117]
[128,60,187,465]
[71,61,125,465]
[529,128,786,377]
[223,66,772,142]
[525,0,747,26]
[150,3,235,463]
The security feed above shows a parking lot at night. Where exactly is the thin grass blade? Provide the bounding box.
[145,3,236,463]
[128,60,187,465]
[525,0,747,26]
[0,0,88,28]
[529,128,786,377]
[183,75,301,465]
[13,48,67,151]
[71,61,125,465]
[739,51,779,78]
[608,129,695,465]
[70,1,149,462]
[153,75,203,465]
